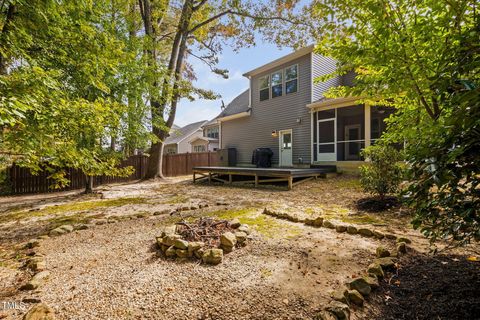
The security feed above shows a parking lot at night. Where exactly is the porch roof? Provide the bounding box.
[189,136,218,144]
[307,96,363,110]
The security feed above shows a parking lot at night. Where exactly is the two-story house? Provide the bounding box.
[188,119,220,152]
[217,45,393,171]
[164,120,208,154]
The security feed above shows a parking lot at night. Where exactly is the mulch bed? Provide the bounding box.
[356,196,400,212]
[369,253,480,320]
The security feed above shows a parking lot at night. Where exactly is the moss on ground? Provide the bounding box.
[47,213,106,228]
[162,195,190,204]
[333,178,362,190]
[157,207,302,239]
[207,208,302,239]
[260,268,273,278]
[340,214,384,225]
[0,197,147,223]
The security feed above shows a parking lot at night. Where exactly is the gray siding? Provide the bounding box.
[312,53,342,102]
[221,54,312,166]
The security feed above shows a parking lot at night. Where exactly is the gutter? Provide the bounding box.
[216,110,251,122]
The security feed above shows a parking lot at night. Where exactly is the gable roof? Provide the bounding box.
[217,89,250,119]
[164,120,208,145]
[189,136,219,143]
[243,45,315,77]
[202,118,218,128]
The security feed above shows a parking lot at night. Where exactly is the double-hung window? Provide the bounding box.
[285,65,298,94]
[259,75,270,101]
[206,127,219,139]
[258,64,298,101]
[193,145,206,153]
[271,71,283,98]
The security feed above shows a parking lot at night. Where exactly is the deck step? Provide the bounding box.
[309,165,337,173]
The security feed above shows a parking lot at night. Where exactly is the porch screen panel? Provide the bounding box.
[317,110,336,160]
[336,105,365,161]
[371,106,395,144]
[318,120,335,143]
[313,112,317,161]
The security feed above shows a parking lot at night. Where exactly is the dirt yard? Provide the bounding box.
[0,175,478,320]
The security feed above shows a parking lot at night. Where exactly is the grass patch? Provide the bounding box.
[206,208,302,239]
[162,195,190,204]
[340,214,384,225]
[160,207,302,239]
[47,213,106,228]
[333,178,362,190]
[260,268,273,278]
[0,197,147,224]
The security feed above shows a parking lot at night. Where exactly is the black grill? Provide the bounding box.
[251,148,273,168]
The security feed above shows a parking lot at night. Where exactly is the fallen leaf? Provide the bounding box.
[452,258,460,262]
[467,256,478,262]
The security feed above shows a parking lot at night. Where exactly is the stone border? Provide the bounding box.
[155,219,251,265]
[262,208,412,244]
[318,242,410,320]
[262,208,412,320]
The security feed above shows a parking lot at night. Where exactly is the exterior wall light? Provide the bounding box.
[271,130,278,137]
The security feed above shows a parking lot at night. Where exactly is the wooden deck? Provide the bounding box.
[192,166,336,190]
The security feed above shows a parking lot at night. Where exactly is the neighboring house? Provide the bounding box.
[218,45,393,171]
[188,118,220,153]
[164,120,208,154]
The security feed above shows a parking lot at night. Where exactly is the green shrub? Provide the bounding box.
[405,87,480,245]
[359,144,404,200]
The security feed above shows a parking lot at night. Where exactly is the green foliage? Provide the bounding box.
[312,0,477,121]
[406,85,480,245]
[312,0,479,245]
[0,0,150,190]
[359,145,404,199]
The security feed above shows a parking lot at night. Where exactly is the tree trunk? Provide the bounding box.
[85,175,94,194]
[145,131,167,179]
[110,136,116,151]
[142,0,194,180]
[0,4,16,75]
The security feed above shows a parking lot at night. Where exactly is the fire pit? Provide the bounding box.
[156,217,251,265]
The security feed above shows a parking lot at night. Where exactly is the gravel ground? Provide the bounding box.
[0,176,433,319]
[11,215,379,320]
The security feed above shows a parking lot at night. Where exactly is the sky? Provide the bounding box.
[174,41,292,127]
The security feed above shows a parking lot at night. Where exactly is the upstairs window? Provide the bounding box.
[271,71,283,98]
[259,75,270,101]
[206,127,219,139]
[285,65,298,94]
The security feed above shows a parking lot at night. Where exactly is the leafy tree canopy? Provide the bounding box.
[312,0,479,245]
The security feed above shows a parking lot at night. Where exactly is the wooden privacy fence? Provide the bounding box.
[5,152,218,195]
[162,151,218,177]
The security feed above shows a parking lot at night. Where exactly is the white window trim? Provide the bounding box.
[317,110,337,162]
[285,64,298,95]
[258,64,298,101]
[259,75,270,101]
[270,70,283,99]
[315,105,372,162]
